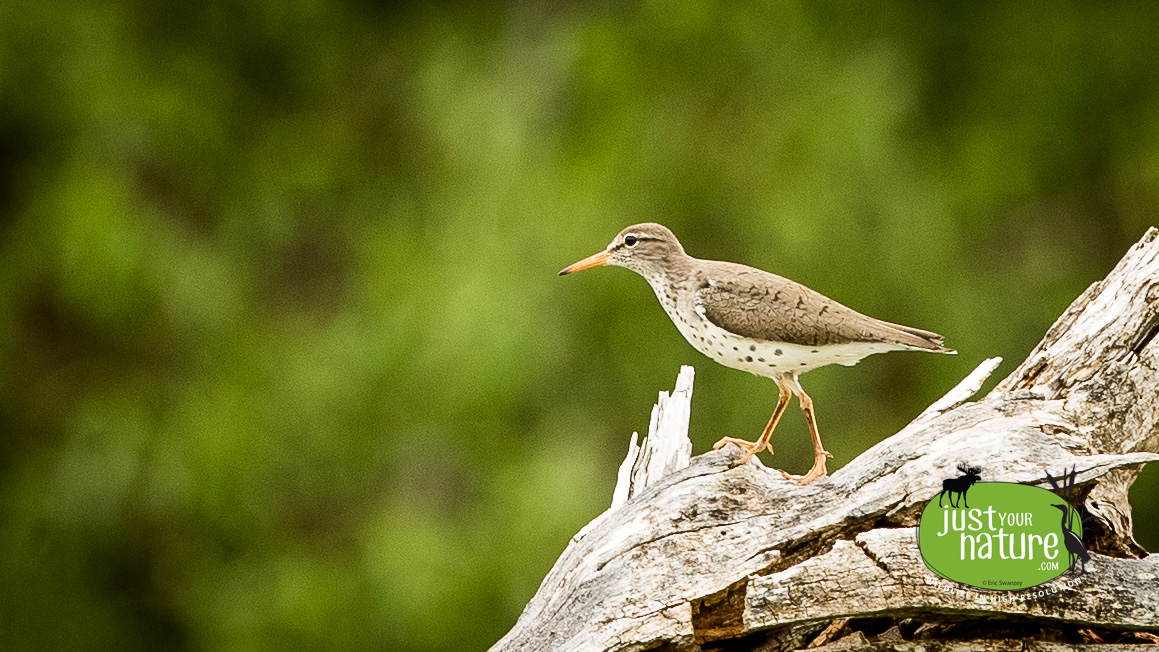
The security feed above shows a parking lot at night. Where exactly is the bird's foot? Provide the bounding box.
[780,453,830,485]
[712,436,771,465]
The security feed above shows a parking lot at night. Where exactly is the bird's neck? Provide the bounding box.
[639,253,695,284]
[637,255,697,305]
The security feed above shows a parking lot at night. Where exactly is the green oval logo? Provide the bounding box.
[918,482,1084,591]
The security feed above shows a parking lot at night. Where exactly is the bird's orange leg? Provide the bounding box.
[780,378,833,484]
[714,381,792,465]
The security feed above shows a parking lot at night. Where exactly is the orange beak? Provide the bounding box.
[559,250,612,276]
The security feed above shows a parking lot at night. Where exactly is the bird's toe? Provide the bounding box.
[780,469,826,485]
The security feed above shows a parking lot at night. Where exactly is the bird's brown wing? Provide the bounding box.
[694,265,949,350]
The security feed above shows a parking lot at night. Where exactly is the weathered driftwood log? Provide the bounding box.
[494,229,1159,652]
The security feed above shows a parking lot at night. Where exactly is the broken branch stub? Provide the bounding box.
[493,228,1159,652]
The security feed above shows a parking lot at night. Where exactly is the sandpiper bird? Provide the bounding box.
[559,223,954,484]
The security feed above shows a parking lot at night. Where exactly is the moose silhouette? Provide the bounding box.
[937,463,981,508]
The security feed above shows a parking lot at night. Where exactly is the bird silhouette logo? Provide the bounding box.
[1044,467,1097,575]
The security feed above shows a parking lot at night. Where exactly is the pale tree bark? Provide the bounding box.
[493,228,1159,652]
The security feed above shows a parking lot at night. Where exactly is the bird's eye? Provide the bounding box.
[624,235,639,247]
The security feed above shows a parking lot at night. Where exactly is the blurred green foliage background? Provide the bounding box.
[2,1,1158,650]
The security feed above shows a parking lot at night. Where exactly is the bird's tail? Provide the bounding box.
[880,320,956,354]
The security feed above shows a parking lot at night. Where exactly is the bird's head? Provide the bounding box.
[559,223,687,279]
